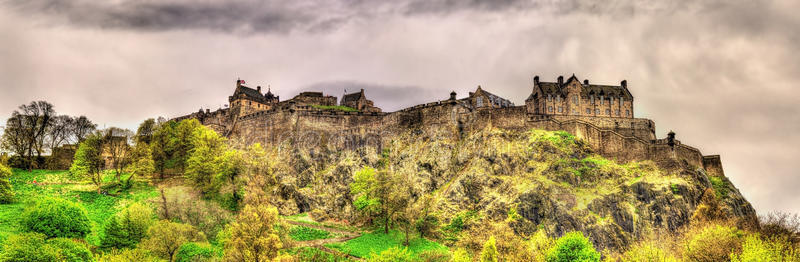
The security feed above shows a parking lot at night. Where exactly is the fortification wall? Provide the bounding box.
[182,100,720,176]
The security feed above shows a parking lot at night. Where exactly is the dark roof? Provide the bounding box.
[460,87,514,107]
[342,90,364,104]
[536,81,632,100]
[264,88,278,101]
[233,85,267,103]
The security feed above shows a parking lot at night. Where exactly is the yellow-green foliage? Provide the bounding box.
[451,248,472,262]
[621,242,678,262]
[684,224,743,262]
[730,234,800,262]
[480,236,499,262]
[367,247,412,262]
[0,162,13,203]
[546,231,601,262]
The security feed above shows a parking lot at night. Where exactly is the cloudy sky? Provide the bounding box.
[1,0,798,215]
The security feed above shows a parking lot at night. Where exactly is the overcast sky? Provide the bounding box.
[1,0,798,215]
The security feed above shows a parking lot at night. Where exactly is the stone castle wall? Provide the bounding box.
[185,98,719,175]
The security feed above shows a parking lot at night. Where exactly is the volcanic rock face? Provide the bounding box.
[263,128,756,252]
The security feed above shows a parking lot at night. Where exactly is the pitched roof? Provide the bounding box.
[342,90,364,104]
[536,80,632,100]
[233,85,267,103]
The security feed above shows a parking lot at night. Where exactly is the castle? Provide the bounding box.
[176,74,725,177]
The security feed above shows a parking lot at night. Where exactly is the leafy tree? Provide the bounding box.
[224,204,286,262]
[175,242,216,262]
[97,248,161,262]
[135,118,157,145]
[20,197,91,239]
[140,220,206,262]
[0,162,13,203]
[480,236,499,262]
[545,231,601,262]
[45,238,93,262]
[451,248,472,262]
[100,203,155,249]
[172,119,202,172]
[684,224,743,262]
[350,167,410,234]
[156,186,232,241]
[125,143,155,188]
[69,133,105,193]
[185,125,227,196]
[150,120,175,177]
[0,233,61,262]
[104,127,133,183]
[217,149,245,208]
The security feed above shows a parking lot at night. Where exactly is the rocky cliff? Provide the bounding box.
[256,127,756,252]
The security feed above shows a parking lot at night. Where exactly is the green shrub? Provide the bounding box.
[289,225,333,241]
[100,203,154,249]
[0,233,61,262]
[292,247,350,262]
[97,248,161,262]
[367,247,412,262]
[20,197,91,239]
[730,234,800,262]
[417,249,451,262]
[545,231,601,262]
[621,242,677,262]
[709,176,729,198]
[175,242,216,262]
[0,233,92,262]
[480,236,499,262]
[45,238,93,262]
[0,163,13,203]
[684,224,743,262]
[451,248,472,262]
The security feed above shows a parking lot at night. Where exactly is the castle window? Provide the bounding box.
[248,101,252,106]
[477,97,484,107]
[591,95,595,105]
[548,106,554,112]
[611,97,615,105]
[556,96,561,102]
[626,110,630,116]
[586,108,591,114]
[558,107,563,113]
[595,108,600,115]
[547,95,552,102]
[573,96,578,104]
[606,109,611,115]
[572,108,577,115]
[616,110,621,116]
[600,96,604,105]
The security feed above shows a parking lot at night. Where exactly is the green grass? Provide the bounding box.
[290,225,335,241]
[0,169,157,246]
[325,230,448,259]
[709,176,729,199]
[288,247,353,262]
[311,105,359,112]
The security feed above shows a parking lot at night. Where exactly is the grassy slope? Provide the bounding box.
[326,230,448,259]
[0,169,157,245]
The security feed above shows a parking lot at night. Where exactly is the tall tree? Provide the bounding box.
[135,118,156,145]
[70,133,105,194]
[185,125,227,197]
[3,101,56,170]
[124,143,154,188]
[224,204,285,262]
[47,115,74,151]
[104,127,133,183]
[350,167,411,234]
[0,115,27,166]
[70,116,97,144]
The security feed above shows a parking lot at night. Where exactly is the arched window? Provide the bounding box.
[477,97,484,107]
[626,110,631,117]
[548,106,554,112]
[606,109,611,115]
[595,108,600,115]
[600,96,604,105]
[558,107,563,113]
[547,95,552,102]
[573,95,578,104]
[611,97,615,105]
[586,108,591,114]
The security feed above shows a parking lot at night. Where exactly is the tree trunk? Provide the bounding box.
[160,189,170,220]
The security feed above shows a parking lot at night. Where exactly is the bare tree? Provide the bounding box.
[47,115,74,151]
[0,115,27,164]
[71,116,97,144]
[2,101,56,170]
[105,127,133,183]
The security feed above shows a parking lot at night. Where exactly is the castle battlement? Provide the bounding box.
[176,75,723,175]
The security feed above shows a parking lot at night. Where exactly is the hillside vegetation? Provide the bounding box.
[0,117,797,261]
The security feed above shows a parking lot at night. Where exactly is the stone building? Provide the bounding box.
[287,91,338,107]
[229,79,279,117]
[341,89,382,113]
[461,86,514,109]
[526,74,633,118]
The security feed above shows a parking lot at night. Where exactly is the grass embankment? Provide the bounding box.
[0,169,157,245]
[326,230,448,259]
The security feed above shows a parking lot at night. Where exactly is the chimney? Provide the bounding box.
[450,91,457,100]
[533,75,539,85]
[236,79,241,87]
[557,76,564,85]
[621,80,627,89]
[584,79,589,85]
[257,86,262,93]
